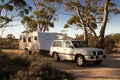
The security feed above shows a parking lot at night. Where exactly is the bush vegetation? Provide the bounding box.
[76,33,120,53]
[0,38,19,49]
[0,51,74,80]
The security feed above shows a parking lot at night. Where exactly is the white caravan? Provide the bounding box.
[19,31,58,54]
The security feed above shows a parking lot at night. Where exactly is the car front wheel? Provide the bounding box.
[76,55,85,67]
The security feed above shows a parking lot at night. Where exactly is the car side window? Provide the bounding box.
[65,41,72,48]
[53,41,62,47]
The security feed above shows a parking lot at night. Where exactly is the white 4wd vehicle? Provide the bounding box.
[49,40,106,66]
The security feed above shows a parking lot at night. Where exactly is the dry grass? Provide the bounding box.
[0,49,74,80]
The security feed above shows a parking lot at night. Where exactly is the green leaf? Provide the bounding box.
[64,24,69,28]
[3,4,13,11]
[49,22,54,27]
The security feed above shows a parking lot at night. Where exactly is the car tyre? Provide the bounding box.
[76,55,85,67]
[53,53,60,61]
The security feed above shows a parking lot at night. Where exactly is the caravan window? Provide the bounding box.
[23,37,26,42]
[28,37,31,42]
[34,36,37,40]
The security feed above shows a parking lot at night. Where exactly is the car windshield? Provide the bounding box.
[72,41,88,48]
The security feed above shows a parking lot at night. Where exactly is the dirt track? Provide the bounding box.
[51,53,120,80]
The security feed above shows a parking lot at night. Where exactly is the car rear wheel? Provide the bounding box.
[25,48,31,55]
[53,53,60,61]
[76,55,85,67]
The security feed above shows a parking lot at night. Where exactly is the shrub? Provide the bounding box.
[88,36,97,47]
[10,54,74,80]
[11,56,30,68]
[103,37,115,53]
[40,65,73,80]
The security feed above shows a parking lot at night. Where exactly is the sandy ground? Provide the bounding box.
[51,53,120,80]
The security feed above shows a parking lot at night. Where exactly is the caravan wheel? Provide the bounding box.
[25,48,31,55]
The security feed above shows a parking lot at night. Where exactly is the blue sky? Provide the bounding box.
[2,0,120,38]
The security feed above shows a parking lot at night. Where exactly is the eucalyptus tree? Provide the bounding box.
[64,0,97,45]
[0,0,32,29]
[21,0,63,32]
[64,0,120,48]
[0,0,31,48]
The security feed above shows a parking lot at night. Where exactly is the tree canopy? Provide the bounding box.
[0,0,32,38]
[0,0,32,28]
[1,0,120,49]
[64,0,120,48]
[21,0,63,32]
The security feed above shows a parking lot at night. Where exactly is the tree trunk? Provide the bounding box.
[76,7,89,46]
[83,26,89,46]
[98,0,110,49]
